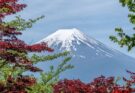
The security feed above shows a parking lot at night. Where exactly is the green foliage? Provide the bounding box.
[28,56,73,93]
[119,0,135,11]
[110,0,135,51]
[29,51,73,93]
[0,7,10,13]
[0,49,73,93]
[31,51,70,64]
[3,15,44,31]
[0,1,73,92]
[0,5,72,93]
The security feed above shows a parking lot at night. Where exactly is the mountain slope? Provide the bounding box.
[37,28,135,82]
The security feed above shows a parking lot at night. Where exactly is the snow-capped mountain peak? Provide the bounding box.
[37,28,98,51]
[36,28,135,82]
[47,28,86,42]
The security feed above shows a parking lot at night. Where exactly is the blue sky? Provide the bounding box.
[6,0,135,58]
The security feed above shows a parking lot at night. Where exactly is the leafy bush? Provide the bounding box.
[53,71,135,93]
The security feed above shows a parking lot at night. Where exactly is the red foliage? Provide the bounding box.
[0,75,36,93]
[0,0,53,93]
[53,72,135,93]
[0,0,26,19]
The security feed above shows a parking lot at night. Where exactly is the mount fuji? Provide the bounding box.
[37,28,135,82]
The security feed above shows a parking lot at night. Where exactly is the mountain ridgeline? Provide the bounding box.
[37,28,135,82]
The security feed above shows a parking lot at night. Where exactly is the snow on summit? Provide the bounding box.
[37,28,99,51]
